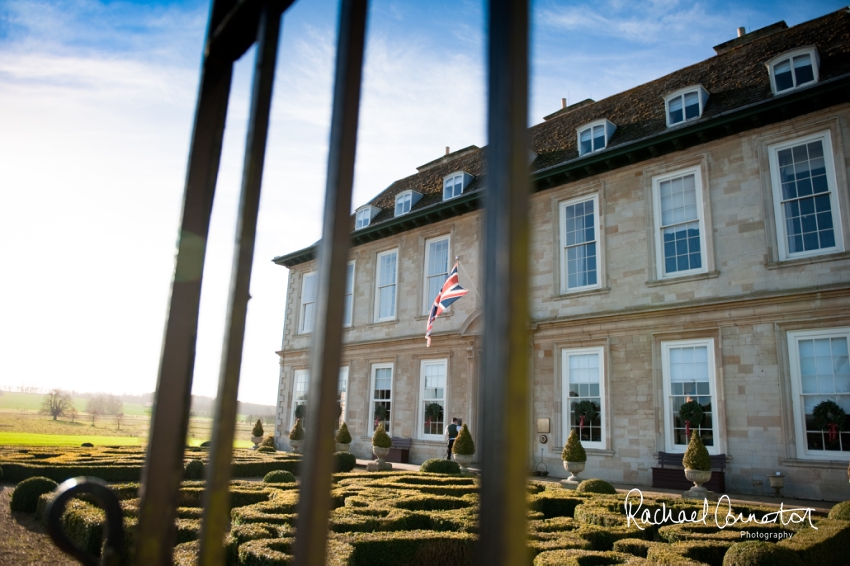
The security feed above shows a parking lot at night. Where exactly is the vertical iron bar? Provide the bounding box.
[134,1,235,563]
[478,0,530,565]
[198,3,282,565]
[293,0,368,564]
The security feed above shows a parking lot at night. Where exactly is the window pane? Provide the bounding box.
[379,253,396,286]
[793,54,814,85]
[774,59,793,91]
[579,128,592,155]
[564,200,597,289]
[684,91,700,120]
[669,95,683,124]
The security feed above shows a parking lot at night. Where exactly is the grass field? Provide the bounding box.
[0,402,261,448]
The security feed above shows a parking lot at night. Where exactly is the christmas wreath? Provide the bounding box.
[573,400,598,423]
[294,404,306,420]
[424,403,442,424]
[678,400,704,427]
[373,404,388,422]
[812,400,846,443]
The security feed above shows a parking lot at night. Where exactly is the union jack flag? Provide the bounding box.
[425,262,468,347]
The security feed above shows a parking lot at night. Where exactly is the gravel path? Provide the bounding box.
[0,483,76,565]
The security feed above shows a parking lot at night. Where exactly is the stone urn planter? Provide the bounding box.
[684,468,712,496]
[289,439,302,453]
[563,460,585,482]
[453,453,473,473]
[368,445,392,471]
[768,473,784,496]
[335,443,351,452]
[251,436,263,449]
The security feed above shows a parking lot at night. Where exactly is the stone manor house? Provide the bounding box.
[273,8,850,500]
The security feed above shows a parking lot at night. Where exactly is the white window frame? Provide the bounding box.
[298,271,317,334]
[664,85,709,127]
[576,119,615,156]
[561,346,606,450]
[343,261,355,327]
[787,327,850,461]
[661,338,721,454]
[559,195,601,293]
[418,359,448,440]
[355,207,372,229]
[767,47,819,95]
[337,366,349,430]
[369,362,394,434]
[423,235,451,314]
[652,165,708,279]
[395,191,413,216]
[374,249,398,322]
[290,369,309,428]
[768,130,844,261]
[443,173,464,200]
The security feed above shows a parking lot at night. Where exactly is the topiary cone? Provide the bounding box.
[252,419,264,437]
[561,429,587,462]
[289,418,305,441]
[372,423,392,448]
[335,422,352,444]
[682,431,711,471]
[452,424,475,456]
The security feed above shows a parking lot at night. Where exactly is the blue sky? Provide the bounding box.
[0,0,844,404]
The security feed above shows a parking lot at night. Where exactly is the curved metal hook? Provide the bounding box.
[46,476,125,566]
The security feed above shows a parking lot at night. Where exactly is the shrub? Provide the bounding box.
[199,441,211,448]
[257,446,276,454]
[420,459,460,474]
[260,435,275,448]
[335,422,352,444]
[184,460,204,480]
[11,476,58,513]
[252,419,264,437]
[372,424,392,449]
[682,431,711,471]
[828,500,850,521]
[723,540,804,565]
[452,424,475,456]
[561,429,586,462]
[289,419,305,441]
[263,470,295,484]
[334,451,356,473]
[576,479,617,495]
[81,443,94,447]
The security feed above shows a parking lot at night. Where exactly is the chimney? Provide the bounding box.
[713,21,787,55]
[445,146,450,155]
[737,26,746,37]
[561,98,567,109]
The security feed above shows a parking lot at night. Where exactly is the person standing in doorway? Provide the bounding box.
[444,417,459,459]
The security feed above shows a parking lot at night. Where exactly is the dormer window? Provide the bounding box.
[577,119,616,156]
[664,85,709,127]
[394,190,422,216]
[767,47,819,95]
[442,171,473,201]
[355,205,379,229]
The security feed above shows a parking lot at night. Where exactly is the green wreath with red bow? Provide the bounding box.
[574,400,598,432]
[812,400,846,443]
[678,400,704,439]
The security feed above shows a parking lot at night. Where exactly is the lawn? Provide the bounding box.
[0,432,143,446]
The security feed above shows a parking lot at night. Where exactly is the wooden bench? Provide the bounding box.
[373,437,412,463]
[651,451,726,492]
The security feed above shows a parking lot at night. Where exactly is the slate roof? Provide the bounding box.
[276,7,850,266]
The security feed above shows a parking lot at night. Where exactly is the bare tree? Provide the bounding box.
[114,412,124,431]
[40,389,73,420]
[86,396,104,426]
[67,406,79,423]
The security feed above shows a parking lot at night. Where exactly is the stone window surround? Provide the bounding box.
[298,270,317,334]
[550,336,612,455]
[651,328,728,457]
[756,118,848,266]
[549,181,609,300]
[642,153,717,285]
[774,317,850,464]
